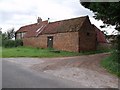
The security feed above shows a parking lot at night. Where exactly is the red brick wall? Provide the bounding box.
[23,32,79,52]
[79,17,97,51]
[53,32,79,52]
[23,35,47,48]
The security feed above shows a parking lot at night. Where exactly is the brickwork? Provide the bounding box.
[23,32,79,52]
[23,35,47,48]
[53,32,79,52]
[79,17,97,51]
[23,18,97,52]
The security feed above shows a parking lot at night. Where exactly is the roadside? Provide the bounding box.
[3,53,119,88]
[2,46,111,58]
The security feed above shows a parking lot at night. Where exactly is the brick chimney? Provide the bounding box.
[37,17,42,24]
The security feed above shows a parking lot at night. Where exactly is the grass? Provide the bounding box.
[80,49,111,55]
[2,46,111,58]
[0,47,2,57]
[101,51,120,77]
[2,47,80,58]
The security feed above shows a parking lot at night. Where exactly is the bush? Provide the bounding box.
[2,39,23,48]
[101,51,120,77]
[14,39,23,47]
[0,36,2,46]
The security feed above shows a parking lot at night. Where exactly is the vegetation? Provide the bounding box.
[101,51,120,77]
[2,47,80,58]
[2,39,23,48]
[0,27,23,48]
[2,28,15,40]
[2,46,111,58]
[80,49,111,55]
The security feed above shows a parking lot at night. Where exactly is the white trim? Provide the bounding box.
[36,25,43,32]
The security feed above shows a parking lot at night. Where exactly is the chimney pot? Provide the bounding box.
[48,18,50,23]
[37,17,42,24]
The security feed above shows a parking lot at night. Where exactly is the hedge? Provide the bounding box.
[2,39,23,48]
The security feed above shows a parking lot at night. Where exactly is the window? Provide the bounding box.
[17,32,26,39]
[86,32,90,36]
[17,33,21,39]
[21,32,26,38]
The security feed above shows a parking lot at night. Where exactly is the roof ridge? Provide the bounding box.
[20,20,48,28]
[49,16,88,24]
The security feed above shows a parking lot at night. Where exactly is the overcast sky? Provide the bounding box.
[0,0,117,34]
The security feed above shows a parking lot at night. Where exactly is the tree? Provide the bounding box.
[0,27,2,35]
[0,28,2,46]
[1,28,15,41]
[1,28,15,47]
[80,2,120,63]
[7,28,15,39]
[80,2,120,30]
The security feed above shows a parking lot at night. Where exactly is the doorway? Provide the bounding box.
[47,36,53,48]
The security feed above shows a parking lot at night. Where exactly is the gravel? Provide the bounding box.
[3,53,119,88]
[44,67,118,88]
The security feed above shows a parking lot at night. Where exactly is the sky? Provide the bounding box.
[0,0,117,35]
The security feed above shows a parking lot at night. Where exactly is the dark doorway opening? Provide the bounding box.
[47,36,53,48]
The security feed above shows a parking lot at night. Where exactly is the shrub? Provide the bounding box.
[2,39,23,48]
[101,51,120,77]
[14,39,23,47]
[0,34,2,46]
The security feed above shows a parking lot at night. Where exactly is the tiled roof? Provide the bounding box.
[92,24,107,43]
[16,21,48,38]
[41,16,86,34]
[16,16,87,38]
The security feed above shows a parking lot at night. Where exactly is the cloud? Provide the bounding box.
[0,0,115,34]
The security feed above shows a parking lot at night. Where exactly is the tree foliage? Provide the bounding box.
[3,39,23,48]
[81,2,120,30]
[0,28,21,47]
[1,28,15,41]
[6,28,15,39]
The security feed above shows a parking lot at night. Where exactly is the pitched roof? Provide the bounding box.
[16,21,48,38]
[41,16,87,34]
[92,24,107,43]
[16,16,88,38]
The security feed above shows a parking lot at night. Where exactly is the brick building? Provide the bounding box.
[15,16,106,52]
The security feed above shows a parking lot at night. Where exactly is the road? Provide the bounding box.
[2,60,86,88]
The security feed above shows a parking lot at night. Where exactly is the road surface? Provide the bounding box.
[2,60,86,88]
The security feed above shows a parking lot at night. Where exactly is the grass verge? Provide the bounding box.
[2,46,111,58]
[2,47,80,58]
[101,51,120,77]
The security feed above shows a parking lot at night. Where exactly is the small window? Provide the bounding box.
[17,33,21,39]
[21,32,26,38]
[87,32,90,36]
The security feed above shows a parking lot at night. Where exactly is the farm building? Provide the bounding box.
[15,16,107,52]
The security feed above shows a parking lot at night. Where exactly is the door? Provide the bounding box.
[47,36,53,48]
